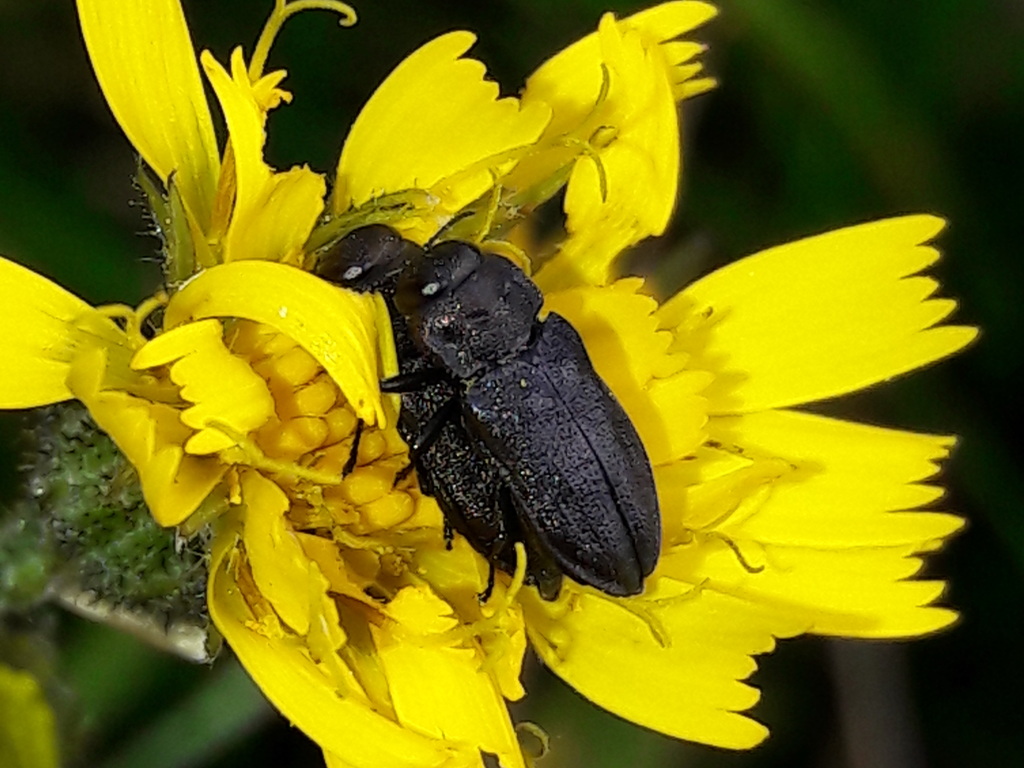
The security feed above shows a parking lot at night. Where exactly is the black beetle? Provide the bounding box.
[316,225,660,598]
[316,225,564,599]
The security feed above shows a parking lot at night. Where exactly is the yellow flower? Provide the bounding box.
[0,663,59,768]
[0,1,976,767]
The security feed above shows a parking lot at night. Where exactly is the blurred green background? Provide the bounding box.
[0,0,1020,766]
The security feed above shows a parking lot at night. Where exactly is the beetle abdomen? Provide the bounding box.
[466,314,660,596]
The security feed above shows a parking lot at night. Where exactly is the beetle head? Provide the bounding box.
[314,224,423,295]
[394,240,482,313]
[396,241,542,378]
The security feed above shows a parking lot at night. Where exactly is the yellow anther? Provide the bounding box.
[324,406,358,444]
[380,426,409,456]
[306,443,353,478]
[256,329,300,358]
[354,430,387,465]
[294,376,338,416]
[274,346,322,387]
[358,493,415,533]
[341,465,393,506]
[270,415,330,459]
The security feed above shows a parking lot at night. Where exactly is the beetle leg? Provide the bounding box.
[443,518,454,550]
[379,367,445,393]
[393,396,460,487]
[393,462,413,486]
[406,396,460,455]
[341,418,364,477]
[478,563,497,603]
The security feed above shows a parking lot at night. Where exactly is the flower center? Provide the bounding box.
[221,321,415,537]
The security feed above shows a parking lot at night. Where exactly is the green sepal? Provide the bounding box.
[9,404,210,660]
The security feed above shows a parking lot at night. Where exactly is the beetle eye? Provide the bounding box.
[342,265,364,282]
[421,281,441,297]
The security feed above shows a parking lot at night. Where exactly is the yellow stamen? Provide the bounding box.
[96,292,168,348]
[592,63,612,114]
[516,721,550,766]
[561,134,611,202]
[499,542,529,611]
[614,598,671,648]
[476,171,503,242]
[331,526,400,556]
[685,453,794,534]
[709,533,765,574]
[651,578,709,608]
[213,422,343,486]
[133,293,170,338]
[249,0,358,82]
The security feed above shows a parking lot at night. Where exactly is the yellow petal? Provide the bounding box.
[163,261,386,426]
[333,31,550,230]
[534,210,639,293]
[295,535,406,715]
[0,256,119,407]
[661,216,979,413]
[630,2,718,99]
[67,345,226,526]
[522,582,803,750]
[408,535,490,608]
[324,752,356,768]
[131,319,275,454]
[207,519,454,768]
[524,2,717,135]
[76,0,219,229]
[202,50,326,263]
[372,587,524,768]
[664,542,953,638]
[562,13,680,239]
[240,472,314,635]
[708,410,962,547]
[661,409,962,638]
[520,4,715,286]
[0,663,59,768]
